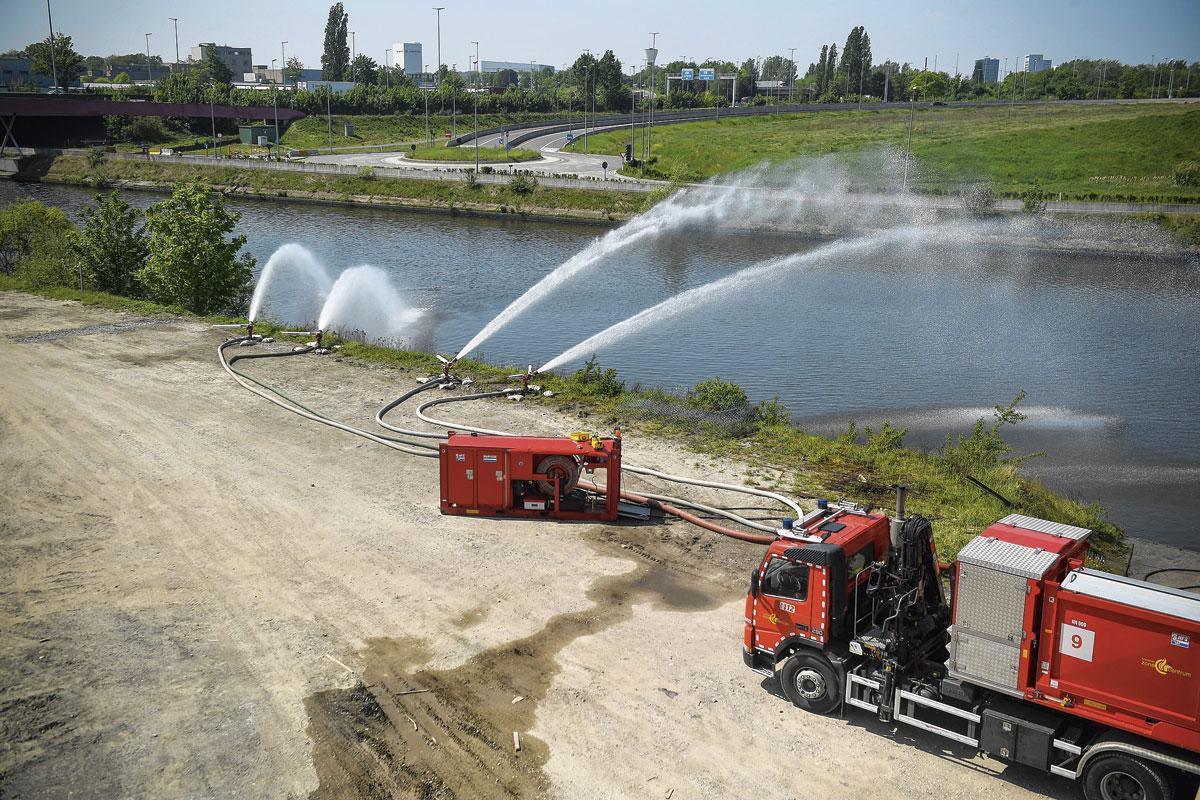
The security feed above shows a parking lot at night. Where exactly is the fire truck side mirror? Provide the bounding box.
[749,568,760,597]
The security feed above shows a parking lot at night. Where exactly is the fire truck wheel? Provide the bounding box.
[779,652,840,715]
[1083,754,1174,800]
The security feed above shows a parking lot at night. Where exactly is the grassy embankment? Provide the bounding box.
[0,277,1125,566]
[571,102,1200,203]
[120,112,561,156]
[408,145,541,163]
[36,152,655,221]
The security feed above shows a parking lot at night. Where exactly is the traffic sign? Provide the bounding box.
[699,68,715,81]
[680,68,694,81]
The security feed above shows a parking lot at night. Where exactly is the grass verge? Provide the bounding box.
[35,153,652,221]
[573,102,1200,203]
[408,146,541,163]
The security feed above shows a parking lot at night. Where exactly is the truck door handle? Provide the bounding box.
[795,623,809,632]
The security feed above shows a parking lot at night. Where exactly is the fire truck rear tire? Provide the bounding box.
[779,652,840,715]
[1082,754,1174,800]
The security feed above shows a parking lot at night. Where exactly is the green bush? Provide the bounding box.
[356,165,376,180]
[0,199,77,287]
[72,191,148,297]
[568,355,625,398]
[943,391,1036,473]
[865,420,907,452]
[509,173,538,194]
[1172,160,1200,187]
[754,396,791,427]
[688,376,749,412]
[1021,180,1047,213]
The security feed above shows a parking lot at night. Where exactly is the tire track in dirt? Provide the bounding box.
[305,525,741,800]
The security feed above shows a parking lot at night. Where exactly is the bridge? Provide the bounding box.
[0,94,307,153]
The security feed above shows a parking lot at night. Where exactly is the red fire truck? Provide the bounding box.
[744,490,1199,799]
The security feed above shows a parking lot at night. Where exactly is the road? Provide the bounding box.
[306,120,636,181]
[0,291,1124,800]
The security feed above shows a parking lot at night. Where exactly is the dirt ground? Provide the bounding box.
[2,292,1196,800]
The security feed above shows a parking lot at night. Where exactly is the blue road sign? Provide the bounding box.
[680,68,694,80]
[699,68,715,81]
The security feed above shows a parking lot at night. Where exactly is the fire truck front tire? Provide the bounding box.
[779,652,840,715]
[1082,754,1174,800]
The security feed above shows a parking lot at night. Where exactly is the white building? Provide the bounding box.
[1024,54,1052,73]
[392,42,422,77]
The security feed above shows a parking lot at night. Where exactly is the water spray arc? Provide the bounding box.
[537,226,932,375]
[248,245,424,346]
[454,155,930,361]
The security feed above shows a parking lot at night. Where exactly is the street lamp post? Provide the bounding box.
[385,49,391,88]
[270,58,280,159]
[788,47,796,102]
[145,33,153,82]
[646,33,658,167]
[424,64,431,146]
[44,0,59,91]
[472,41,480,91]
[432,7,445,84]
[282,41,288,88]
[169,18,179,70]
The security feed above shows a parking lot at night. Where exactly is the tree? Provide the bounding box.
[760,55,796,83]
[28,33,83,90]
[345,54,377,84]
[736,58,759,98]
[154,70,204,104]
[813,45,829,93]
[595,50,625,109]
[824,44,838,95]
[196,47,233,86]
[72,192,148,297]
[836,26,871,96]
[908,70,949,99]
[321,2,350,81]
[284,56,304,86]
[140,181,255,314]
[496,68,518,88]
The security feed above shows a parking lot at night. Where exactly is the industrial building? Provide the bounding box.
[392,42,422,77]
[972,56,999,83]
[190,43,253,79]
[479,60,555,74]
[1024,53,1052,73]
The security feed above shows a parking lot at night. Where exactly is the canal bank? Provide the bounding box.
[3,178,1199,550]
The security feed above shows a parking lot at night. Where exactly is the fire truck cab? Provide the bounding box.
[743,499,891,713]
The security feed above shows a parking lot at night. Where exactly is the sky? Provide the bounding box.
[5,0,1198,75]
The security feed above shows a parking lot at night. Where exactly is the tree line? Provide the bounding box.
[9,14,1199,113]
[0,182,254,315]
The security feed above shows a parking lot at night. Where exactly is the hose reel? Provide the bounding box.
[535,455,580,497]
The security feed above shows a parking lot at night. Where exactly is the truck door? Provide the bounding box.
[475,450,507,509]
[752,556,814,653]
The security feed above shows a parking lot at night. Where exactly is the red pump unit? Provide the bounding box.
[439,431,621,521]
